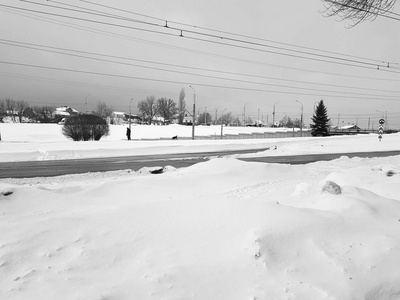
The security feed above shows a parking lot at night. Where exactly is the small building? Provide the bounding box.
[111,111,126,125]
[124,113,141,124]
[339,124,361,131]
[152,116,166,125]
[182,114,195,125]
[55,106,79,117]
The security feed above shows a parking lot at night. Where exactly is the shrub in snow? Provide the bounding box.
[386,170,397,177]
[62,114,109,141]
[321,180,342,195]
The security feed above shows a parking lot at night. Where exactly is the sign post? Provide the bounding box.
[378,118,385,141]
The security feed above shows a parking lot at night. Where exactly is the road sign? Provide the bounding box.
[378,121,384,142]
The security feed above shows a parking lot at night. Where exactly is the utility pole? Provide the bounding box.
[129,98,134,132]
[296,100,303,136]
[243,103,248,126]
[272,102,278,127]
[85,94,90,114]
[220,108,227,139]
[189,85,196,140]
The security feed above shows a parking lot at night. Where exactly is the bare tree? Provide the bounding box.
[16,100,29,123]
[137,96,158,124]
[322,0,397,27]
[178,88,186,124]
[5,98,17,122]
[0,99,6,122]
[218,112,234,126]
[157,98,177,124]
[197,112,213,125]
[95,101,114,119]
[32,105,56,123]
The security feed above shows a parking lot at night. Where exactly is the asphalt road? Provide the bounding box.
[1,149,400,179]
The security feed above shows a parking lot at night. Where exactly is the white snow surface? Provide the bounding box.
[1,123,400,299]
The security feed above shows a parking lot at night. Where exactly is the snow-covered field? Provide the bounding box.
[0,123,398,162]
[1,123,400,299]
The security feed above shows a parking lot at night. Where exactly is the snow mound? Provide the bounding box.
[1,156,400,299]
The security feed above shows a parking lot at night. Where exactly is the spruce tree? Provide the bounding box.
[311,100,330,136]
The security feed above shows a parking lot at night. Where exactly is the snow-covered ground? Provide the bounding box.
[0,123,398,162]
[1,123,400,299]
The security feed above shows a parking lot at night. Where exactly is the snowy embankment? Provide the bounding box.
[1,123,400,299]
[0,123,399,162]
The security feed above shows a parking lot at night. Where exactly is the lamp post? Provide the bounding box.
[215,106,220,125]
[189,85,196,140]
[85,94,91,114]
[243,102,249,126]
[129,98,134,132]
[205,107,207,125]
[220,108,227,139]
[272,102,279,127]
[296,100,303,136]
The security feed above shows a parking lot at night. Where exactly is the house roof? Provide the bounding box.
[55,106,79,115]
[339,125,360,130]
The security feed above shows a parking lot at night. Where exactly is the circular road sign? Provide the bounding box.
[379,118,385,125]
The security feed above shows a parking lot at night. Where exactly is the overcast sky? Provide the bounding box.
[1,0,400,128]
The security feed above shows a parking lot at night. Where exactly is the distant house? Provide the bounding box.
[339,124,361,131]
[152,116,166,125]
[55,106,79,117]
[111,111,126,125]
[182,113,194,125]
[124,113,141,124]
[330,124,361,135]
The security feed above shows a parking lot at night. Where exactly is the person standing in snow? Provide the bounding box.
[126,127,131,141]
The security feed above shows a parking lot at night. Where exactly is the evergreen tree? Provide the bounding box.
[311,100,330,136]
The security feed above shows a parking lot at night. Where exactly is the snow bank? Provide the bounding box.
[1,155,400,299]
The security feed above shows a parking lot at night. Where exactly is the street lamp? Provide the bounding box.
[215,106,220,125]
[220,108,227,139]
[129,98,134,131]
[85,94,91,114]
[272,102,279,127]
[243,102,249,126]
[296,100,303,136]
[189,85,196,140]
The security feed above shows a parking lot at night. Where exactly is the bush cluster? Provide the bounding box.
[62,114,109,141]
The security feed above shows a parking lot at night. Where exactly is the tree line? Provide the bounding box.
[136,88,186,124]
[0,98,108,124]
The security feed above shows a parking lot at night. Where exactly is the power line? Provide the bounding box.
[2,5,400,83]
[79,0,397,65]
[2,38,400,98]
[0,71,179,97]
[2,2,399,72]
[2,59,400,101]
[19,0,159,26]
